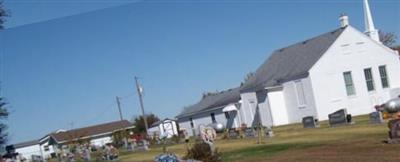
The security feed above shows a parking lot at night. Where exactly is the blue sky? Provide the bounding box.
[0,0,399,143]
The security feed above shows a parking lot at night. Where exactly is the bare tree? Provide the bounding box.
[379,31,397,47]
[0,1,9,153]
[240,72,255,86]
[0,1,9,29]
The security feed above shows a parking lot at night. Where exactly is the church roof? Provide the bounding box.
[240,27,347,92]
[176,87,241,119]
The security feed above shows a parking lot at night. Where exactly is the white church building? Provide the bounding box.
[176,0,400,133]
[239,0,400,127]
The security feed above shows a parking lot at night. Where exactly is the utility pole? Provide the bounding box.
[135,76,149,136]
[116,96,124,121]
[116,96,128,148]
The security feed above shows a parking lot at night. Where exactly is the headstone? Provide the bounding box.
[369,111,383,124]
[328,109,349,127]
[228,128,239,139]
[302,116,318,128]
[136,140,149,151]
[264,127,274,138]
[387,119,400,144]
[199,125,216,145]
[244,127,256,138]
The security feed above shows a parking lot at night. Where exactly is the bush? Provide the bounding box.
[170,135,181,144]
[184,142,221,162]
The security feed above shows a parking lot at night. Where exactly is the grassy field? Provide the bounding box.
[118,115,400,162]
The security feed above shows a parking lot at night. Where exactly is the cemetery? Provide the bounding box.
[3,0,400,161]
[106,114,400,162]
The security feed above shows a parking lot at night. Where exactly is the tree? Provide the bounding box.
[0,1,9,154]
[0,96,9,153]
[132,113,160,134]
[379,31,397,47]
[0,1,10,29]
[392,46,400,56]
[240,72,255,87]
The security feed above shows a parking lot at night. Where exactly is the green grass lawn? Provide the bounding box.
[99,115,400,161]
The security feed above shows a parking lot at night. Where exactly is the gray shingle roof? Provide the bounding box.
[176,87,241,118]
[241,27,347,92]
[13,140,39,149]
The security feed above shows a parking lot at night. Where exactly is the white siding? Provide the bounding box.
[90,136,112,147]
[39,141,55,160]
[177,107,240,137]
[15,145,42,161]
[268,89,289,125]
[239,92,258,126]
[282,77,318,123]
[177,120,194,136]
[309,26,400,120]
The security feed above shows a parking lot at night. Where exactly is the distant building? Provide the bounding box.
[11,140,41,161]
[148,118,179,138]
[12,120,134,160]
[176,87,241,136]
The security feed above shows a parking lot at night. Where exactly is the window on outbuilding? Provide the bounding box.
[364,68,375,91]
[378,65,389,88]
[224,112,230,119]
[343,71,356,96]
[211,113,216,123]
[295,80,307,108]
[189,118,194,128]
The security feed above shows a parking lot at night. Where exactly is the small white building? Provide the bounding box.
[176,88,242,136]
[13,120,135,160]
[148,118,179,138]
[239,0,400,126]
[13,140,42,161]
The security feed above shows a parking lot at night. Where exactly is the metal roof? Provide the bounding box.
[176,87,241,119]
[13,140,39,149]
[240,27,347,92]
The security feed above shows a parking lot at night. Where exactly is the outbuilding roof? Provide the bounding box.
[240,27,346,92]
[176,87,241,119]
[48,120,134,143]
[13,140,39,149]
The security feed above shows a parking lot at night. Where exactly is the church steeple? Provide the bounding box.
[363,0,380,43]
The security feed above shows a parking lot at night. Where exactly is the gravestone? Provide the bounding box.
[135,140,149,151]
[369,111,383,124]
[387,119,400,144]
[264,127,274,138]
[244,127,256,138]
[302,116,318,128]
[199,125,216,145]
[228,128,239,139]
[328,109,349,127]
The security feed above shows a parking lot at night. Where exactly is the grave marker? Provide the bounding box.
[328,109,350,127]
[369,111,383,124]
[302,116,318,128]
[228,128,239,139]
[244,127,256,138]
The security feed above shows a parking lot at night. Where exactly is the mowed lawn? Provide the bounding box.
[120,115,400,162]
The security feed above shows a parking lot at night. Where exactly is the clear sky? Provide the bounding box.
[0,0,399,143]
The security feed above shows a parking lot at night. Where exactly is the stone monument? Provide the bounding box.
[369,111,383,124]
[328,109,350,127]
[302,116,318,128]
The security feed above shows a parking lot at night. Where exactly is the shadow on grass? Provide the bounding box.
[222,142,320,161]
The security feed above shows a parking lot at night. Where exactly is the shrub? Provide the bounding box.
[170,135,181,144]
[184,142,221,162]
